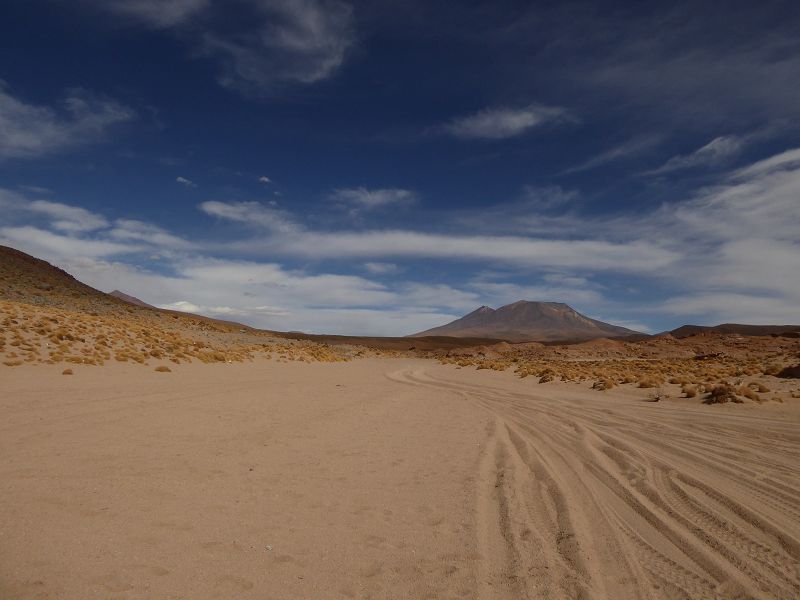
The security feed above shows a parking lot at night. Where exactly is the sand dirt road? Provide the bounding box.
[1,358,799,599]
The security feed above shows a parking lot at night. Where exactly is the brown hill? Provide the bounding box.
[0,244,250,332]
[109,290,155,308]
[411,301,641,342]
[0,245,499,352]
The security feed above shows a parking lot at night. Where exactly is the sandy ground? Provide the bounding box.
[1,358,799,599]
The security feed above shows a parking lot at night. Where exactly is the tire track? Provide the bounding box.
[386,366,800,599]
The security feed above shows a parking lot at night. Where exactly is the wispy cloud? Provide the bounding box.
[330,187,418,210]
[81,0,354,95]
[645,135,743,175]
[730,147,800,179]
[199,200,299,233]
[25,200,110,232]
[200,0,355,95]
[0,83,134,160]
[518,185,578,211]
[202,201,676,271]
[443,104,567,140]
[159,300,289,317]
[109,219,193,250]
[0,225,141,259]
[562,135,662,174]
[175,176,196,187]
[258,175,271,184]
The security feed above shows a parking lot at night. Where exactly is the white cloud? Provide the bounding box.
[176,176,196,187]
[331,187,418,210]
[159,300,203,313]
[198,198,675,273]
[0,83,134,160]
[25,200,110,232]
[0,189,191,257]
[179,259,394,307]
[109,219,192,250]
[199,200,299,233]
[159,300,289,317]
[730,147,800,179]
[249,230,677,272]
[646,135,743,175]
[258,175,271,183]
[4,146,800,331]
[201,0,354,95]
[444,104,567,140]
[0,226,141,259]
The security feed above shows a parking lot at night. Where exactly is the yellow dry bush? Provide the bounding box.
[638,376,663,389]
[682,384,698,398]
[592,378,615,391]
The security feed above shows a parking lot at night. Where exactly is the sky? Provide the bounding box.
[1,0,799,336]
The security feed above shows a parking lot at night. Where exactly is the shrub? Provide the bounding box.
[682,384,697,398]
[154,365,172,372]
[737,385,761,402]
[62,368,73,375]
[638,376,662,388]
[705,384,741,404]
[592,378,615,391]
[764,362,783,376]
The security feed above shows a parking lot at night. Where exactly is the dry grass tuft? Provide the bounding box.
[62,368,73,375]
[592,378,615,391]
[764,362,783,376]
[154,365,172,373]
[638,376,663,389]
[705,384,742,404]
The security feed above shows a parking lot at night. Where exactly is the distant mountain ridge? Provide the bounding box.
[669,323,800,338]
[109,290,155,308]
[411,301,641,342]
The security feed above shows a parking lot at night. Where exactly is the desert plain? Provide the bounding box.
[2,354,799,600]
[2,247,800,599]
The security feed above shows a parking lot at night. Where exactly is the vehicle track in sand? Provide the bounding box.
[386,366,800,600]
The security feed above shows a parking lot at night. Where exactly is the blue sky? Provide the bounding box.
[1,0,799,335]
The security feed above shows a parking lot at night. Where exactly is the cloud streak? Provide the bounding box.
[86,0,355,96]
[444,104,567,140]
[201,0,355,95]
[646,135,744,175]
[331,187,418,210]
[0,83,134,160]
[176,176,196,187]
